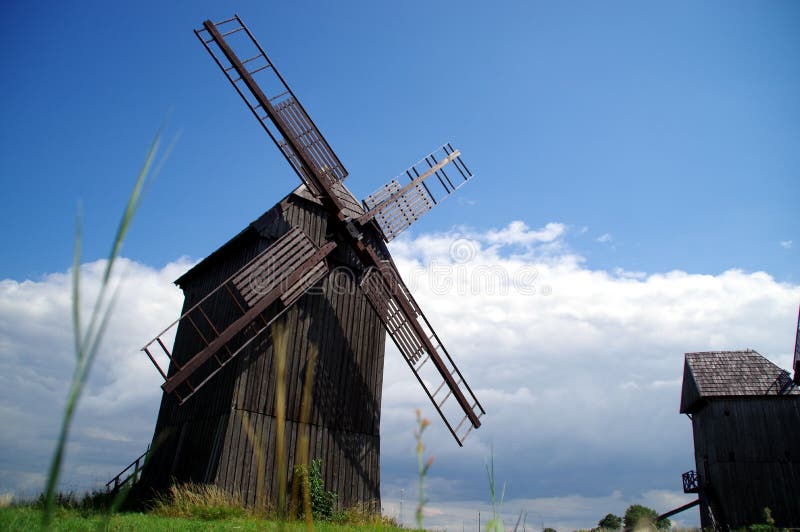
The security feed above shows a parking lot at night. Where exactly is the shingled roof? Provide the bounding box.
[680,350,798,413]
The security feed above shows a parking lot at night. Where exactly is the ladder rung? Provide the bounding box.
[416,355,430,370]
[221,26,245,37]
[454,413,469,434]
[227,54,263,71]
[156,337,171,358]
[437,378,462,408]
[248,64,270,76]
[223,282,247,314]
[241,53,264,65]
[214,16,239,26]
[438,388,453,408]
[143,347,168,380]
[432,379,447,399]
[203,38,215,44]
[186,315,210,346]
[269,90,289,102]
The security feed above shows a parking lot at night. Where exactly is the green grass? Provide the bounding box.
[1,506,406,532]
[2,483,404,531]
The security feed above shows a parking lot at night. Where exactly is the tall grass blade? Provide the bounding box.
[414,409,433,530]
[42,129,170,527]
[81,132,159,352]
[485,449,506,532]
[292,343,316,529]
[513,509,527,532]
[71,205,82,361]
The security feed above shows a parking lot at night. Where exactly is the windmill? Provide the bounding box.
[131,15,485,508]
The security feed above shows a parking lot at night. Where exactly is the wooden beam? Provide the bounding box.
[658,499,700,521]
[357,150,460,225]
[163,242,336,394]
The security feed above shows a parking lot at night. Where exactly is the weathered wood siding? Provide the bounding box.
[138,191,386,509]
[691,397,800,528]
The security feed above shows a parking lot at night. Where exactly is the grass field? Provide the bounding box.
[0,506,407,532]
[1,482,406,532]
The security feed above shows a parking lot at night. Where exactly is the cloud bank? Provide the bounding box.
[379,222,798,529]
[0,221,797,530]
[0,258,190,495]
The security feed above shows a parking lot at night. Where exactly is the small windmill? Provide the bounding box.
[133,15,484,507]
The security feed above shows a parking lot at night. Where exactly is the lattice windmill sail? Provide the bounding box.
[362,144,473,241]
[130,14,484,510]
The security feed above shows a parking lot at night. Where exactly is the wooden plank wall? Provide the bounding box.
[692,397,800,527]
[138,225,272,493]
[138,191,386,511]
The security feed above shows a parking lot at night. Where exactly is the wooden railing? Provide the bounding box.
[106,447,149,491]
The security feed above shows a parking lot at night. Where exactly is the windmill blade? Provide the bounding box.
[359,261,485,445]
[195,16,347,195]
[360,143,474,242]
[142,227,336,405]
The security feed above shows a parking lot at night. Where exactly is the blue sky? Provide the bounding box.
[1,1,799,529]
[2,1,797,282]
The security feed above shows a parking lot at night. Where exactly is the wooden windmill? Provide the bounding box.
[134,15,485,508]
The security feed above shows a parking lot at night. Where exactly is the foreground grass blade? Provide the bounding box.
[42,129,171,527]
[71,206,82,361]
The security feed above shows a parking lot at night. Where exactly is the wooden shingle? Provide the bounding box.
[680,350,798,413]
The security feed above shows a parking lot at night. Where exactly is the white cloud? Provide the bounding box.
[780,240,792,249]
[1,221,798,529]
[457,196,477,207]
[484,221,566,246]
[84,428,132,443]
[613,267,646,279]
[596,233,613,243]
[0,257,191,496]
[380,221,799,529]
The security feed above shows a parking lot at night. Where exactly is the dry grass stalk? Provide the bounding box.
[239,410,267,517]
[294,343,317,529]
[272,319,290,520]
[150,483,245,520]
